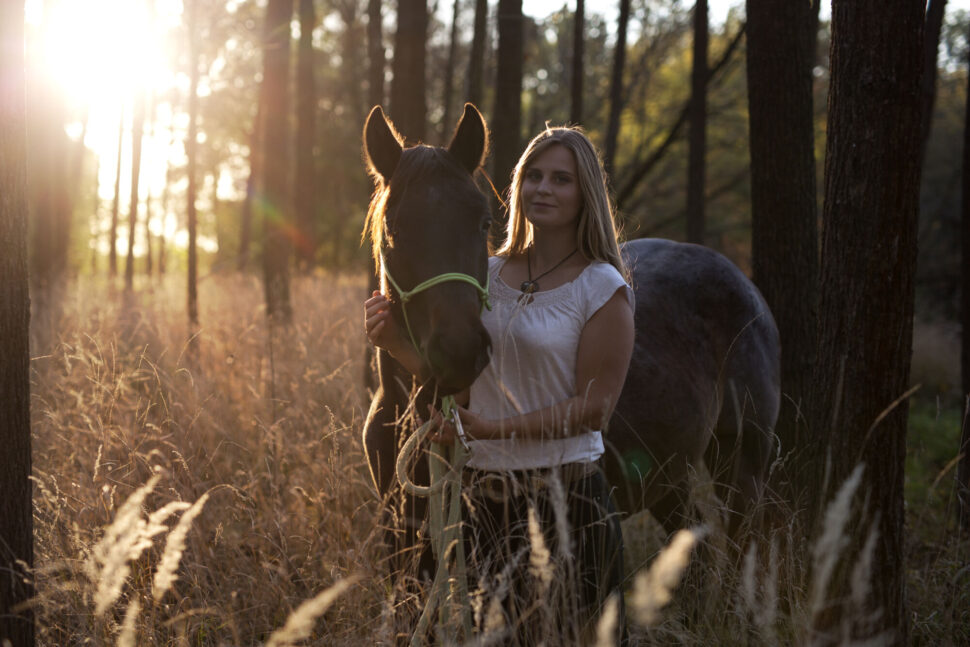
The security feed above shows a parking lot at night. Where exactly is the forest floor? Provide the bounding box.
[27,273,970,645]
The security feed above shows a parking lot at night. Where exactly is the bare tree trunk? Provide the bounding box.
[466,0,487,108]
[187,0,201,326]
[959,21,970,532]
[144,190,153,277]
[238,98,262,272]
[492,0,524,204]
[261,0,294,322]
[746,0,818,477]
[367,0,385,108]
[295,0,318,271]
[160,160,171,276]
[0,2,35,642]
[441,0,461,138]
[808,2,924,643]
[125,90,146,292]
[603,0,630,178]
[569,0,584,125]
[920,0,948,166]
[390,0,428,142]
[109,107,124,276]
[686,0,707,245]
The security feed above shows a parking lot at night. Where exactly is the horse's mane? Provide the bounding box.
[363,145,475,271]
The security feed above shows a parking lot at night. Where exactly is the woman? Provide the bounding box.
[364,126,634,644]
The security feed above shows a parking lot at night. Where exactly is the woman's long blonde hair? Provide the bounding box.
[496,126,627,278]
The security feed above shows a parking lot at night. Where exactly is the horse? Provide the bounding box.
[361,103,492,579]
[360,104,781,575]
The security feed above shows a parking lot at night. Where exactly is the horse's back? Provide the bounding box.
[606,238,780,521]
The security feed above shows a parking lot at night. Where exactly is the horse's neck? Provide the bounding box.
[376,348,435,416]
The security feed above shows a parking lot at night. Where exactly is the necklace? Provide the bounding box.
[520,246,578,294]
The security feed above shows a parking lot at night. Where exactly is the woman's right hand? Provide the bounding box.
[364,291,408,355]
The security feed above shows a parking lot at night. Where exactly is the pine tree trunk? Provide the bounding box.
[920,0,948,165]
[441,0,461,138]
[746,0,818,479]
[187,0,201,325]
[466,0,487,108]
[261,0,294,322]
[367,0,385,108]
[125,90,146,292]
[295,0,317,270]
[492,0,524,204]
[959,21,970,532]
[603,0,630,178]
[0,2,35,641]
[686,0,707,245]
[109,108,124,276]
[809,2,924,643]
[390,0,428,142]
[238,98,262,272]
[569,0,584,125]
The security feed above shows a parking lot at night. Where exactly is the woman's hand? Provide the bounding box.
[426,405,497,445]
[364,291,407,354]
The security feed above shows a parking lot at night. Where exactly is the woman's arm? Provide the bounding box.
[431,288,634,443]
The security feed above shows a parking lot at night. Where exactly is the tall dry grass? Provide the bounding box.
[28,275,970,645]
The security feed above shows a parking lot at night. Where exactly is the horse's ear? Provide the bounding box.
[363,105,403,183]
[447,103,488,174]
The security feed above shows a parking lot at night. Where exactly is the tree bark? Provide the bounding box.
[441,0,462,138]
[187,0,201,325]
[569,0,584,125]
[809,2,924,643]
[466,0,488,108]
[295,0,318,270]
[368,0,385,109]
[109,108,124,276]
[492,0,524,205]
[686,0,707,245]
[603,0,630,178]
[920,0,948,166]
[0,2,35,642]
[124,90,146,292]
[746,0,818,476]
[959,21,970,532]
[238,97,262,272]
[261,0,294,322]
[390,0,428,142]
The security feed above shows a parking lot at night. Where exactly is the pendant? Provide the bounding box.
[520,280,538,294]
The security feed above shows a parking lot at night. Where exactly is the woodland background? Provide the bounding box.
[2,0,970,645]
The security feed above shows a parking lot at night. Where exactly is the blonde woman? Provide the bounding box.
[365,126,633,643]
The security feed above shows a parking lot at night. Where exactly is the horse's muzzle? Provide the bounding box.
[425,322,491,394]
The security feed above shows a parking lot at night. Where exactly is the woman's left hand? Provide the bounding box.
[426,405,495,445]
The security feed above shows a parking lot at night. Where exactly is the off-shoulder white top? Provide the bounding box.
[466,255,633,471]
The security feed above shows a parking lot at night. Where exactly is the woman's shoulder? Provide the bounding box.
[577,261,634,316]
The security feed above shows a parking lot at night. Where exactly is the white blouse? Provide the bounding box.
[466,255,633,471]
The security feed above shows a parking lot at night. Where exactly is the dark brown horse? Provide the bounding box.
[362,104,492,576]
[361,105,781,574]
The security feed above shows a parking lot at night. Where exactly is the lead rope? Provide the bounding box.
[382,257,487,645]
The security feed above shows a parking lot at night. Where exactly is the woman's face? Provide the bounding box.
[521,143,582,233]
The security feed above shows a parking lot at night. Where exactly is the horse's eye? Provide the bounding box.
[481,218,492,232]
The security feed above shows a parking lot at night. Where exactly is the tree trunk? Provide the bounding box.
[466,0,487,108]
[125,90,146,292]
[959,21,970,532]
[187,0,201,326]
[686,0,707,245]
[569,0,584,125]
[160,160,171,275]
[492,0,524,205]
[238,97,262,272]
[390,0,427,142]
[367,0,385,109]
[808,2,924,643]
[603,0,630,178]
[261,0,294,322]
[0,2,35,642]
[295,0,318,270]
[920,0,948,166]
[441,0,461,138]
[144,190,153,277]
[746,0,818,478]
[109,107,124,276]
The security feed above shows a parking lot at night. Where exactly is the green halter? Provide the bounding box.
[380,254,492,357]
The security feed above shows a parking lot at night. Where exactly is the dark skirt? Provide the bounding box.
[462,462,626,645]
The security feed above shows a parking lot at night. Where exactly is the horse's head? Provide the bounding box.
[363,104,492,394]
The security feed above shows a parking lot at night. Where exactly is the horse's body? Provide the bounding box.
[361,105,781,575]
[605,238,780,535]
